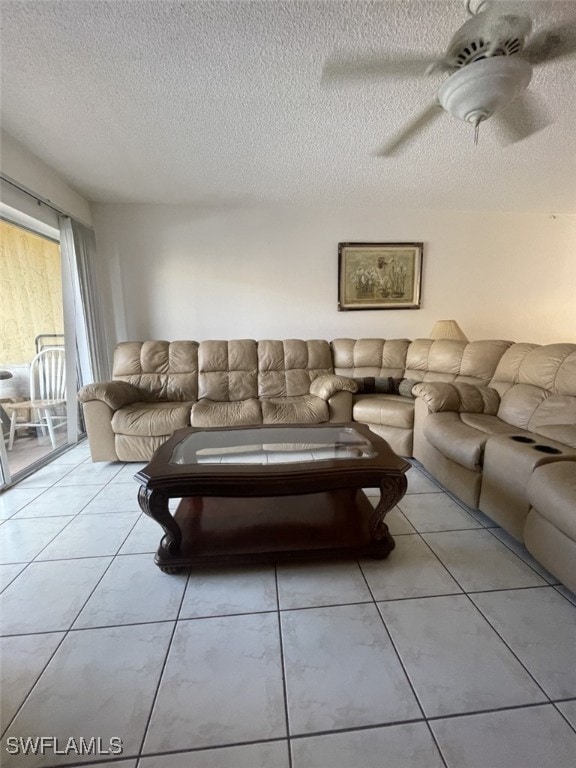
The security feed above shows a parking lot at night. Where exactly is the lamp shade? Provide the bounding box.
[429,320,468,341]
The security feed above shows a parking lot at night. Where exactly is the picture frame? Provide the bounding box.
[338,242,423,311]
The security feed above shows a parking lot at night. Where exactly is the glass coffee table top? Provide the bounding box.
[170,425,377,465]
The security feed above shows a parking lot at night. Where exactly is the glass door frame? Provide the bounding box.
[0,206,83,488]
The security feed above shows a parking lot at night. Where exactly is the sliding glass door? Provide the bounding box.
[0,218,78,485]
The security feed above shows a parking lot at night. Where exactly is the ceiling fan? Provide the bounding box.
[322,0,576,155]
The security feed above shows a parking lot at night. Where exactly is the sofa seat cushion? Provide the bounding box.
[111,402,193,437]
[528,461,576,540]
[261,395,328,424]
[353,394,414,429]
[424,411,523,471]
[191,398,262,428]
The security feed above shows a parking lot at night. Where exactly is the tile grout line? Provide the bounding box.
[30,507,141,565]
[0,503,143,629]
[23,467,125,564]
[0,486,47,522]
[553,701,576,737]
[0,466,140,740]
[355,558,433,724]
[552,584,576,606]
[408,516,560,712]
[411,529,468,594]
[424,699,565,723]
[0,542,124,739]
[7,459,81,495]
[0,578,563,639]
[2,502,86,565]
[483,526,561,586]
[0,617,177,639]
[0,630,68,739]
[408,462,564,591]
[0,561,34,595]
[133,737,292,768]
[411,526,560,599]
[461,590,553,704]
[121,698,576,760]
[135,565,193,762]
[274,563,294,768]
[66,512,144,632]
[0,463,123,590]
[0,626,69,742]
[357,517,565,766]
[424,721,450,768]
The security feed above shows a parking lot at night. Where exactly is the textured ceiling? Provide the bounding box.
[1,0,576,212]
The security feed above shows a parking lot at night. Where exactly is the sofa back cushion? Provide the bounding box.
[113,340,199,401]
[258,340,333,397]
[331,339,410,378]
[198,340,258,402]
[331,338,510,387]
[404,339,512,384]
[491,343,576,434]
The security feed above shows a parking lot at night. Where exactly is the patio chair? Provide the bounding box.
[7,348,67,450]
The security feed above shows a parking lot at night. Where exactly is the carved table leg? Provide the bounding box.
[368,474,408,559]
[138,487,182,563]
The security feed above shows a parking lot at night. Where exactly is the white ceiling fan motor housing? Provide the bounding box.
[438,57,533,124]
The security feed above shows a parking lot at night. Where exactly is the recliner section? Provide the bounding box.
[412,342,576,592]
[525,459,576,592]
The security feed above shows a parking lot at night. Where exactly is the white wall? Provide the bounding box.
[92,202,576,348]
[0,130,92,226]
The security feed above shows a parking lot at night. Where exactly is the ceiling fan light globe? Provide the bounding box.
[438,57,533,123]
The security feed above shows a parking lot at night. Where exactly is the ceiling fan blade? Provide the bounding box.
[494,92,552,144]
[375,102,443,157]
[523,24,576,65]
[321,54,437,83]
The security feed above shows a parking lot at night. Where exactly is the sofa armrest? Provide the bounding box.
[77,381,144,411]
[309,374,358,401]
[412,382,500,415]
[326,389,354,422]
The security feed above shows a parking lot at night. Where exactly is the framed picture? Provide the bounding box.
[338,242,423,311]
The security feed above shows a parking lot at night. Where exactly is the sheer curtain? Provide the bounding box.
[59,216,110,384]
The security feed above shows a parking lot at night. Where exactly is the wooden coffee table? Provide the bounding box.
[135,422,409,572]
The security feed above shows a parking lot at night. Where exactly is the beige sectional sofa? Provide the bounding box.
[78,336,576,590]
[79,337,508,462]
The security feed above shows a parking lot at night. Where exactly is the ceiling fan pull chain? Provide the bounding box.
[474,121,480,146]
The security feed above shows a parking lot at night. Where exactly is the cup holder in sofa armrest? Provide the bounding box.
[510,435,536,444]
[533,444,563,454]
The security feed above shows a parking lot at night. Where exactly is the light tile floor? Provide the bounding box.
[1,444,575,767]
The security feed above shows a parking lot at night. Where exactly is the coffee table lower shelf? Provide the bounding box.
[153,489,395,571]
